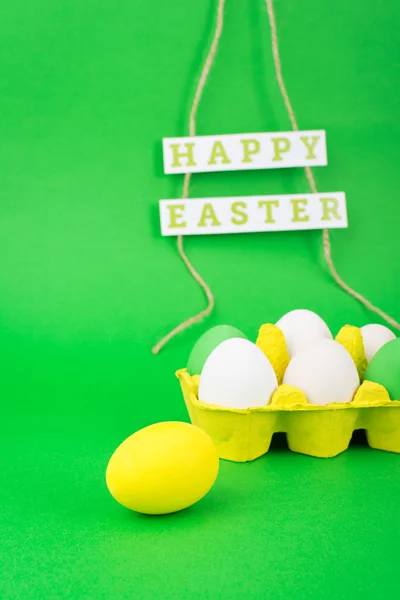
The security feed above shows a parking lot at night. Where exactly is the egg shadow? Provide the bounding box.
[123,486,237,527]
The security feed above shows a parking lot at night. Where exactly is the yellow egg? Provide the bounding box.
[106,422,219,515]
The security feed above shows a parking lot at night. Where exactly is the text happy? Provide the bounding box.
[163,130,327,174]
[159,193,347,236]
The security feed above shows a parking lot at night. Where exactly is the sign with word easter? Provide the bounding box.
[163,130,327,174]
[160,192,347,236]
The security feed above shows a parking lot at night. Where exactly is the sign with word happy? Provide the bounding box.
[159,130,347,236]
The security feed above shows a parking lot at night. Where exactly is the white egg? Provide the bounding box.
[198,338,278,409]
[283,339,359,405]
[275,309,333,358]
[360,324,396,362]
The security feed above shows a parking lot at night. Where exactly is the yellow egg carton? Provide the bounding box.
[176,325,400,461]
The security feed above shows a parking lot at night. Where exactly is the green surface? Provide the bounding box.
[365,338,400,400]
[1,1,400,598]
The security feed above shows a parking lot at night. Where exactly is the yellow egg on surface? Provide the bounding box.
[106,422,219,515]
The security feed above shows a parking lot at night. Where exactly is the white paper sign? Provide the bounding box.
[162,130,327,174]
[160,192,347,236]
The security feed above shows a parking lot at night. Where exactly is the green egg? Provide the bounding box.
[364,338,400,400]
[187,325,247,376]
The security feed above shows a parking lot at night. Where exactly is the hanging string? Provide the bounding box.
[265,0,400,330]
[153,0,400,354]
[152,0,226,354]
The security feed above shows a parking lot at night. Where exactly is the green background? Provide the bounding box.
[1,1,400,598]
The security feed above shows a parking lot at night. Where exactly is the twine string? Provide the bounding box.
[265,0,400,330]
[153,0,400,354]
[152,0,226,355]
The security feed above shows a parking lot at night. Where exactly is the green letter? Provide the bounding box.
[320,197,341,221]
[231,202,248,225]
[272,137,290,161]
[300,135,320,159]
[241,139,260,164]
[258,200,279,223]
[208,141,231,165]
[197,203,221,227]
[167,204,187,229]
[170,143,196,168]
[291,199,309,222]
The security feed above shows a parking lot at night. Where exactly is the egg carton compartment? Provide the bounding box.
[176,372,400,461]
